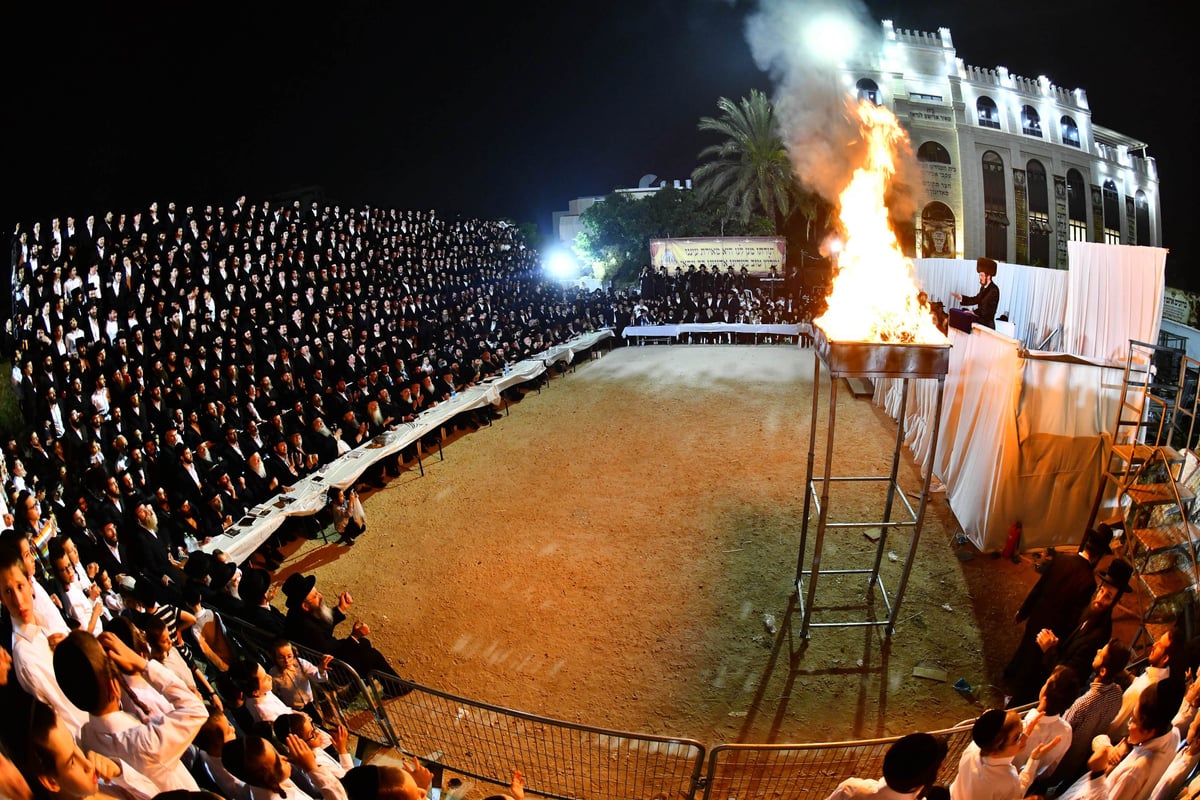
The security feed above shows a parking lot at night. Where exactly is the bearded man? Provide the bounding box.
[281,573,408,694]
[125,500,188,594]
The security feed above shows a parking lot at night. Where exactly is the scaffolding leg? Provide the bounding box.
[888,375,946,635]
[801,369,838,640]
[871,378,910,590]
[797,354,822,583]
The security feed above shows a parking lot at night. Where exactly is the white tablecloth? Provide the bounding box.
[202,329,614,563]
[622,323,807,339]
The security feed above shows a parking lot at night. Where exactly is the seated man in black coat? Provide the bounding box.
[281,572,408,694]
[235,567,287,637]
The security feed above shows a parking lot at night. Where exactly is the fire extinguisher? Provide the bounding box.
[1002,521,1022,559]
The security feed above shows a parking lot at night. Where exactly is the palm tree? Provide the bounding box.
[692,89,796,234]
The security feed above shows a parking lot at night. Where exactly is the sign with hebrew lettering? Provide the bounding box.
[649,237,785,275]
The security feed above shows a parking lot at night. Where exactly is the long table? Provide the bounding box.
[622,323,808,343]
[201,329,614,563]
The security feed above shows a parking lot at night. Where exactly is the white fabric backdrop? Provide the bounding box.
[873,246,1168,550]
[932,327,1024,548]
[1062,242,1167,362]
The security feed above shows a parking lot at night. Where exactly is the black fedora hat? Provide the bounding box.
[281,572,316,609]
[1098,559,1134,594]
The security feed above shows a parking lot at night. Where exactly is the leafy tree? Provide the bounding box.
[692,89,796,235]
[574,187,768,286]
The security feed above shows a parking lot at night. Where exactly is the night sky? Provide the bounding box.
[5,1,1194,285]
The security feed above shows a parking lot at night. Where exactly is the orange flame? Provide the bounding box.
[814,101,945,344]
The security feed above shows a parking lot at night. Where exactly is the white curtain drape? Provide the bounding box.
[933,327,1024,549]
[1062,242,1167,362]
[869,246,1169,550]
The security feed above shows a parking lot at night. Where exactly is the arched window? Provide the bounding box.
[1027,160,1050,267]
[977,96,1000,129]
[1021,105,1042,137]
[1102,179,1121,244]
[1066,169,1088,242]
[856,78,880,105]
[921,202,956,258]
[916,141,952,164]
[1136,190,1151,246]
[982,151,1007,261]
[1060,115,1080,148]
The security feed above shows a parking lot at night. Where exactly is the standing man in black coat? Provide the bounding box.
[1024,559,1133,703]
[1004,526,1112,704]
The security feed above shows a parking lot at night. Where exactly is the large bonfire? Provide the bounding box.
[814,101,945,344]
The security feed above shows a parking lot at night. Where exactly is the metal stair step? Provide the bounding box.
[1136,568,1196,604]
[1130,521,1196,557]
[1124,482,1195,507]
[1111,444,1185,466]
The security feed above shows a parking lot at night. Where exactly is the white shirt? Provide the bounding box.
[31,579,71,638]
[270,656,328,710]
[1059,729,1179,800]
[10,618,90,735]
[62,581,106,634]
[1149,745,1200,800]
[1014,708,1072,776]
[241,761,347,800]
[245,690,293,724]
[80,659,207,793]
[824,777,921,800]
[949,743,1040,800]
[1111,666,1170,738]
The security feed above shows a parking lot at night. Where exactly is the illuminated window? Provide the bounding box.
[1021,106,1042,137]
[1067,169,1088,242]
[1135,190,1151,245]
[976,96,1000,129]
[1060,116,1080,148]
[982,151,1008,261]
[856,78,880,105]
[1027,160,1051,267]
[1102,180,1121,244]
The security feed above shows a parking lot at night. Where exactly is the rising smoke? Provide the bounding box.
[745,0,918,230]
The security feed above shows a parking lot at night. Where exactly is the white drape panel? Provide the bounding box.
[1063,242,1167,362]
[913,258,1069,349]
[872,377,944,476]
[933,327,1024,550]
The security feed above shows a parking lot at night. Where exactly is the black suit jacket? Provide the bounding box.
[125,524,176,581]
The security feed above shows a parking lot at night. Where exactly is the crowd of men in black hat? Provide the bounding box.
[632,263,817,330]
[6,199,628,563]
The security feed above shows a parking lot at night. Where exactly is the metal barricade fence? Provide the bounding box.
[701,723,976,800]
[218,614,399,750]
[371,672,706,800]
[216,609,1012,799]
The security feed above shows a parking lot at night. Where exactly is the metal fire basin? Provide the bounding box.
[812,324,949,380]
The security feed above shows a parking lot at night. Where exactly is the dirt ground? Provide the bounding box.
[271,343,1136,747]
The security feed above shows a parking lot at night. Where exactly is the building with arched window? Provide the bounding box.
[841,21,1160,268]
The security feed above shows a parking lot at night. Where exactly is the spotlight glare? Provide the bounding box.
[804,13,859,65]
[545,249,577,280]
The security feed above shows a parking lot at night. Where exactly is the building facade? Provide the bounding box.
[554,177,693,244]
[844,21,1160,268]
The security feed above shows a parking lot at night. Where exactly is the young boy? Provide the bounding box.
[823,732,948,800]
[269,639,333,716]
[52,629,207,793]
[949,708,1062,800]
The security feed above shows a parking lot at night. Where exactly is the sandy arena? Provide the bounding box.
[270,343,1097,746]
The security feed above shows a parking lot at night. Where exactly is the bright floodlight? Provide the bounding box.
[545,249,577,280]
[804,12,860,65]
